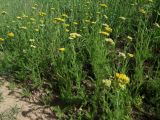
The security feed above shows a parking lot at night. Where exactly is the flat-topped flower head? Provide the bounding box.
[58,48,65,52]
[35,28,39,32]
[19,26,27,30]
[0,37,4,43]
[105,38,115,46]
[39,12,47,17]
[30,45,36,48]
[99,3,108,8]
[22,14,28,18]
[154,23,160,28]
[54,18,65,23]
[7,32,14,37]
[139,8,146,14]
[30,18,35,21]
[73,22,78,25]
[118,52,126,59]
[115,73,130,85]
[32,7,36,10]
[99,31,109,36]
[69,33,81,39]
[127,53,134,58]
[127,36,133,42]
[104,27,112,33]
[16,16,22,20]
[61,14,68,18]
[102,79,111,88]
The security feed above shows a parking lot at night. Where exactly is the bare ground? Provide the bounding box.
[0,77,56,120]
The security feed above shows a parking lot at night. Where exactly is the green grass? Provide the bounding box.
[0,0,160,119]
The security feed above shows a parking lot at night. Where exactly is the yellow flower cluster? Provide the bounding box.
[100,24,112,37]
[127,53,134,58]
[139,8,146,14]
[69,33,81,39]
[39,12,47,17]
[99,3,108,8]
[115,73,130,88]
[105,38,115,46]
[127,36,133,42]
[7,32,14,37]
[59,48,65,52]
[0,37,4,43]
[102,79,112,88]
[53,18,65,23]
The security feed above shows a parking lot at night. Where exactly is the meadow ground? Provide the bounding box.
[0,0,160,120]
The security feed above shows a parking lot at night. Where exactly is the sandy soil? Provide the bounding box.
[0,77,56,120]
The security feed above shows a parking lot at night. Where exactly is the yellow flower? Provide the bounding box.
[85,20,91,23]
[118,83,126,89]
[73,22,78,25]
[32,7,36,10]
[91,21,96,24]
[139,8,146,14]
[62,14,68,18]
[104,27,112,33]
[19,26,27,30]
[35,28,39,32]
[115,73,130,85]
[102,79,112,87]
[51,8,55,11]
[118,52,126,59]
[154,23,160,28]
[34,4,38,7]
[69,33,81,39]
[29,39,35,42]
[102,24,109,27]
[58,48,65,52]
[127,36,133,42]
[7,32,14,37]
[63,23,70,27]
[99,3,108,8]
[30,18,35,21]
[16,16,22,20]
[99,31,109,36]
[103,15,108,19]
[127,53,134,58]
[0,38,4,43]
[65,29,69,32]
[39,12,46,17]
[119,16,126,21]
[30,45,36,48]
[54,18,65,23]
[105,38,115,46]
[22,14,28,18]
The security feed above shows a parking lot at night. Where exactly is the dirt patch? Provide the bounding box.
[0,77,56,120]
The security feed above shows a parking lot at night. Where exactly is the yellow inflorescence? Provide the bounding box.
[69,33,81,39]
[54,18,65,23]
[0,37,4,43]
[58,48,65,52]
[115,73,130,85]
[102,79,112,88]
[7,32,14,37]
[39,12,47,17]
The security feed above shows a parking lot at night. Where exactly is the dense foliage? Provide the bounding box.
[0,0,160,119]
